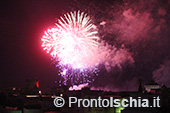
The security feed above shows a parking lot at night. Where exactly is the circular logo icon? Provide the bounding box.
[54,97,65,107]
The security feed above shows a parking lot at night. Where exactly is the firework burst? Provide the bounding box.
[41,10,134,85]
[42,11,100,69]
[41,11,100,85]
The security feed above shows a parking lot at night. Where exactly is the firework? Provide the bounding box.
[41,11,100,85]
[42,11,100,69]
[41,11,134,86]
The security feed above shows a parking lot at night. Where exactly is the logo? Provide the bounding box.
[54,97,65,107]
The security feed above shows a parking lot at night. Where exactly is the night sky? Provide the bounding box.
[0,0,71,90]
[0,0,170,91]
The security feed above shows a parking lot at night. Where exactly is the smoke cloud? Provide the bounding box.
[153,60,170,87]
[72,0,170,91]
